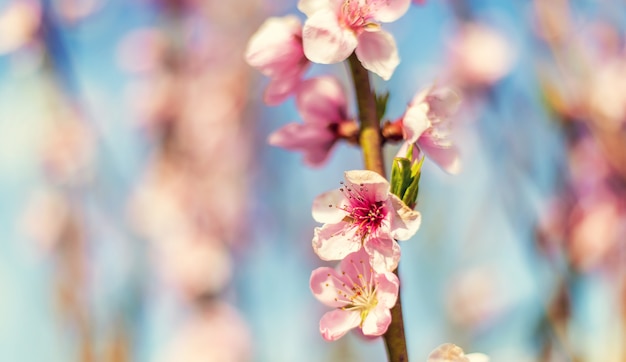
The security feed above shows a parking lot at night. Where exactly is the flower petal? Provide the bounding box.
[374,272,399,308]
[427,343,470,362]
[337,248,373,283]
[418,132,462,174]
[364,234,401,272]
[402,102,431,144]
[312,223,361,261]
[312,189,348,224]
[389,194,421,240]
[296,76,347,125]
[370,0,411,23]
[310,267,349,308]
[267,122,337,166]
[297,0,338,17]
[344,170,390,202]
[245,15,305,77]
[355,30,399,80]
[361,305,392,336]
[465,353,490,362]
[302,9,358,64]
[427,87,462,121]
[319,309,361,341]
[264,75,302,105]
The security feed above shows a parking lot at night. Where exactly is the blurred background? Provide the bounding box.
[0,0,625,361]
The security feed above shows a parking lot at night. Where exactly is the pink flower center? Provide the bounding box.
[326,257,379,321]
[337,181,388,239]
[340,0,377,33]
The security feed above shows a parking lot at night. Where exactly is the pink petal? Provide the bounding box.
[389,194,421,240]
[310,267,349,308]
[337,248,373,282]
[364,234,401,272]
[427,87,462,121]
[418,132,461,174]
[361,305,392,336]
[370,0,411,23]
[245,15,305,77]
[402,102,431,144]
[302,9,358,64]
[312,223,361,261]
[267,122,337,167]
[319,309,361,341]
[312,189,348,224]
[296,76,347,125]
[355,30,399,80]
[343,170,390,202]
[264,75,302,105]
[374,272,400,308]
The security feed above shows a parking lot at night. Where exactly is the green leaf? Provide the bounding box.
[375,91,390,121]
[391,157,411,198]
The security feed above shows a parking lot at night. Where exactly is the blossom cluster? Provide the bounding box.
[245,0,467,344]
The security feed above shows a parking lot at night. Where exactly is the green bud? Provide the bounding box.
[390,144,424,209]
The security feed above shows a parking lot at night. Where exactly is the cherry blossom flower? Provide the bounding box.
[298,0,410,80]
[0,0,41,55]
[157,302,253,362]
[312,170,421,272]
[400,85,462,174]
[428,343,489,362]
[268,76,356,167]
[310,248,399,341]
[245,15,309,105]
[447,23,515,86]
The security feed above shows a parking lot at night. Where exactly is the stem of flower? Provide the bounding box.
[348,53,409,362]
[347,54,385,176]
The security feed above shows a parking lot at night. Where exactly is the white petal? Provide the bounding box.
[302,10,358,64]
[389,195,421,240]
[465,353,490,362]
[402,102,431,144]
[371,0,411,23]
[312,189,348,224]
[297,0,335,17]
[428,343,469,362]
[355,30,399,80]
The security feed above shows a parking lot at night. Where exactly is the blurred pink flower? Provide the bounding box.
[428,343,490,362]
[298,0,410,80]
[0,0,40,55]
[245,15,309,105]
[445,267,508,330]
[41,120,95,185]
[400,85,462,174]
[158,302,253,362]
[20,188,70,254]
[268,76,354,167]
[310,248,399,341]
[312,170,421,272]
[447,23,515,86]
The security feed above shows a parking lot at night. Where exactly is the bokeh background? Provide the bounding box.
[1,0,625,361]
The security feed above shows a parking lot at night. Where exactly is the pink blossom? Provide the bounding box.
[310,248,399,341]
[400,85,462,174]
[268,76,354,167]
[0,0,40,55]
[447,23,515,86]
[245,15,309,105]
[312,170,421,272]
[298,0,410,80]
[428,343,490,362]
